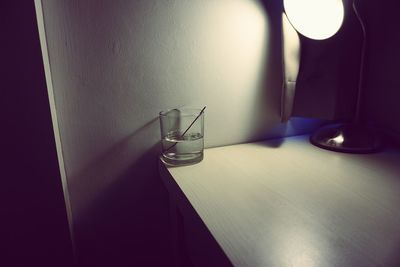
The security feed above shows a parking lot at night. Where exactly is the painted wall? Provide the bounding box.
[363,0,400,136]
[39,0,320,265]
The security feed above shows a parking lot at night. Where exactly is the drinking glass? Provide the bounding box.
[159,107,204,166]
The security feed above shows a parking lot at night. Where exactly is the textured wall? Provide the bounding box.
[39,0,319,265]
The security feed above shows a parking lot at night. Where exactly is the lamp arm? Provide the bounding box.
[353,0,367,123]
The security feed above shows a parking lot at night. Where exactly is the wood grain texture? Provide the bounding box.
[161,135,400,267]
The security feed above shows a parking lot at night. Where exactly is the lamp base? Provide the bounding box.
[310,123,382,153]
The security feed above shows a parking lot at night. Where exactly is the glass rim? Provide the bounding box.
[159,107,204,117]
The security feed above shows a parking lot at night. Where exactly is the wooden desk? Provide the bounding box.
[159,135,400,267]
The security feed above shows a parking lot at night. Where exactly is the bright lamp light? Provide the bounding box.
[283,0,344,40]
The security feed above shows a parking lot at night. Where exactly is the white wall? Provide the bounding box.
[39,0,319,265]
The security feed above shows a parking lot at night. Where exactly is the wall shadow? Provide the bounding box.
[64,117,171,267]
[73,142,171,267]
[68,117,160,218]
[246,0,285,144]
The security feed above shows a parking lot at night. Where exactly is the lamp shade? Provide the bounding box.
[283,0,345,40]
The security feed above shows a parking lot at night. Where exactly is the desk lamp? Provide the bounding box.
[282,0,382,153]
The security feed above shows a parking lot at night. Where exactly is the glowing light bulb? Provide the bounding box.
[283,0,344,40]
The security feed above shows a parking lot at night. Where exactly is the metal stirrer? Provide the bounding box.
[165,106,206,152]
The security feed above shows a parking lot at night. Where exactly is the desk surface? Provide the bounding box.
[161,135,400,267]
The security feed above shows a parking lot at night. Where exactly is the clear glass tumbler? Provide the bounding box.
[159,107,204,166]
